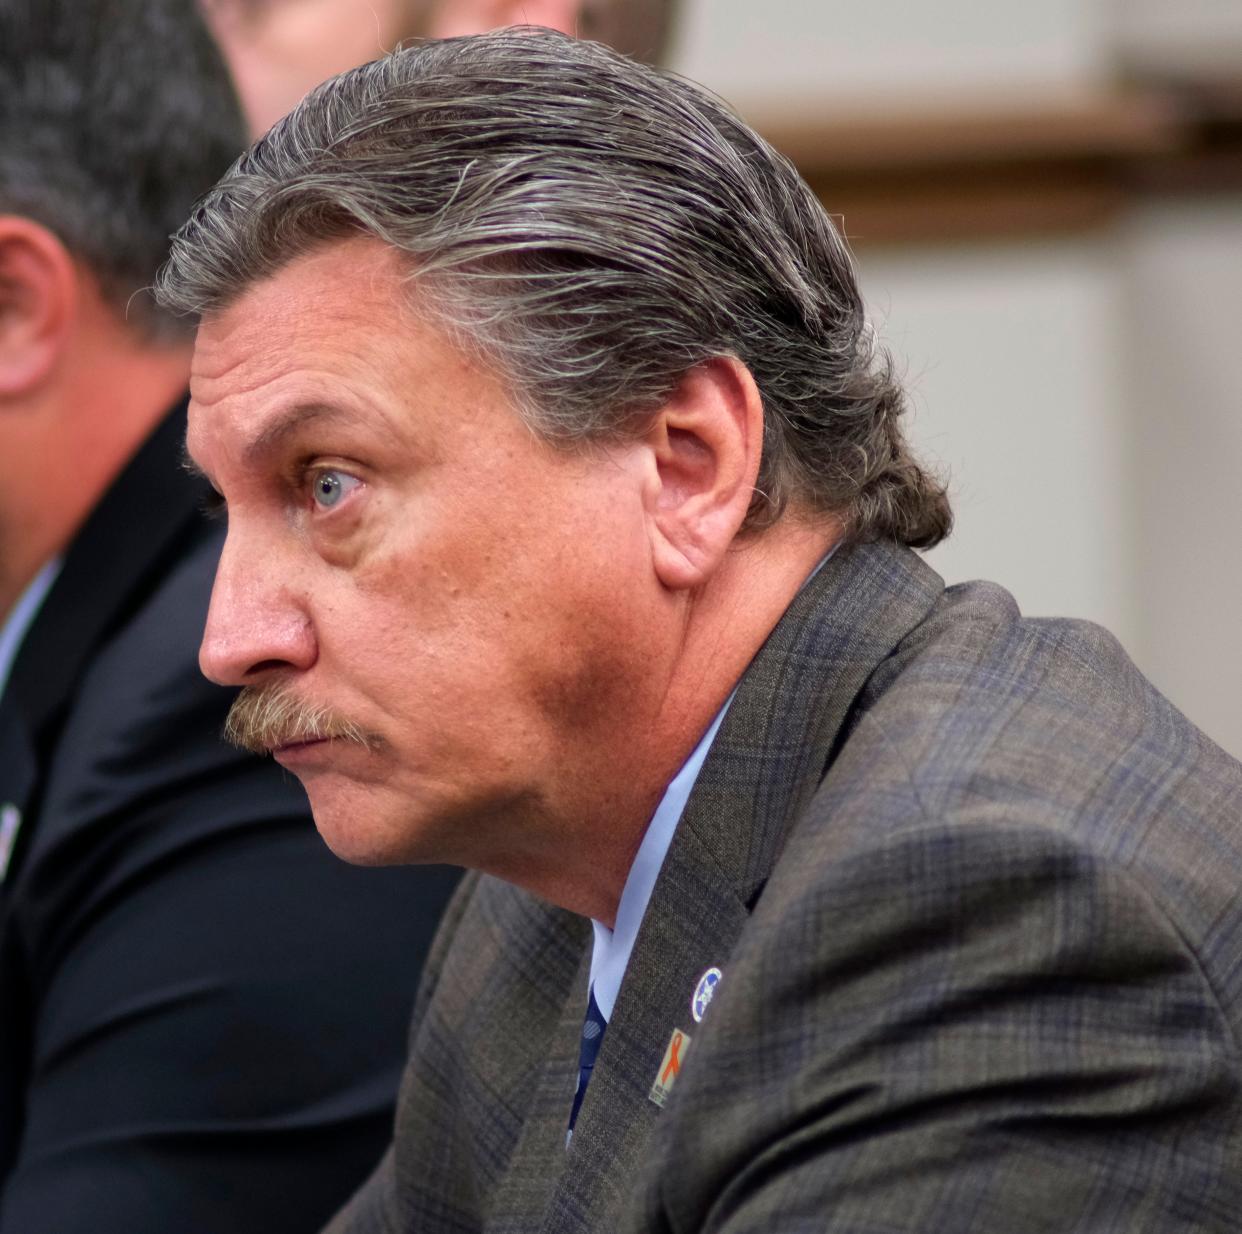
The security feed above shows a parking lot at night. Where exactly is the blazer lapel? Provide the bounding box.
[481,941,589,1231]
[0,707,36,885]
[0,400,204,1177]
[0,401,201,890]
[542,541,945,1233]
[549,819,750,1233]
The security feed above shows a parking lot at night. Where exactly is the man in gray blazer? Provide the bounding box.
[158,29,1242,1233]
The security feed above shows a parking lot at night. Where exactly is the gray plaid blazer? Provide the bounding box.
[326,541,1242,1233]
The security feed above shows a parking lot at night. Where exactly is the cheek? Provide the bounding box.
[322,459,650,712]
[321,545,497,727]
[512,525,656,725]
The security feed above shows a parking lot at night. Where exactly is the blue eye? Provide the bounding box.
[311,469,360,510]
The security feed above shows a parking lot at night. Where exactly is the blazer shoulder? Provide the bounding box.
[638,808,1242,1234]
[803,583,1242,1039]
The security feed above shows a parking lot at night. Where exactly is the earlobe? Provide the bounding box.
[0,217,76,398]
[645,356,764,592]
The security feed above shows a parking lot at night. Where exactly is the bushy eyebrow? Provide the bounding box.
[242,402,346,464]
[180,401,377,484]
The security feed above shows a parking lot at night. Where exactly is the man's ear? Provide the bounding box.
[0,217,77,398]
[429,0,584,39]
[642,356,764,592]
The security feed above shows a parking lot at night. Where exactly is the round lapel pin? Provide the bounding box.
[691,966,722,1023]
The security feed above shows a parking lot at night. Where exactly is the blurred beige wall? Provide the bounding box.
[671,0,1113,107]
[861,238,1134,650]
[1122,197,1242,758]
[1119,0,1242,77]
[667,0,1242,758]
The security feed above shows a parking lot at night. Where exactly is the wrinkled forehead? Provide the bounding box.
[189,236,412,394]
[183,234,507,473]
[185,239,394,462]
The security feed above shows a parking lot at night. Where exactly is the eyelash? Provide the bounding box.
[193,466,362,523]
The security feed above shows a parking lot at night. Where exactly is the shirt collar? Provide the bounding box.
[588,691,735,1022]
[585,545,837,1022]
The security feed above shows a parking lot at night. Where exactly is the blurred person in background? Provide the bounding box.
[200,0,677,136]
[0,2,459,1231]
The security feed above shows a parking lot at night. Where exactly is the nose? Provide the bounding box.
[199,529,317,686]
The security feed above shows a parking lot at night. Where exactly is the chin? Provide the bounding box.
[304,779,445,867]
[316,827,398,867]
[312,805,422,867]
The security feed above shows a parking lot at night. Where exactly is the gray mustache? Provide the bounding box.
[224,684,374,755]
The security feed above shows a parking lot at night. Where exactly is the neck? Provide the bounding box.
[494,514,841,927]
[0,319,190,616]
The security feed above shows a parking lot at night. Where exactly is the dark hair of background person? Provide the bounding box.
[0,0,245,339]
[158,28,950,547]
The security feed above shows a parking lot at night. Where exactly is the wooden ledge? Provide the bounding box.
[750,88,1185,174]
[741,79,1242,246]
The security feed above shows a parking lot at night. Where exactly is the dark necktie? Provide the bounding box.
[568,986,607,1136]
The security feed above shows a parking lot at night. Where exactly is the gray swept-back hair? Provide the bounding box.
[0,0,244,339]
[157,28,950,544]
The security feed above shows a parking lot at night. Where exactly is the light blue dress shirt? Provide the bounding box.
[586,548,835,1023]
[588,694,734,1022]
